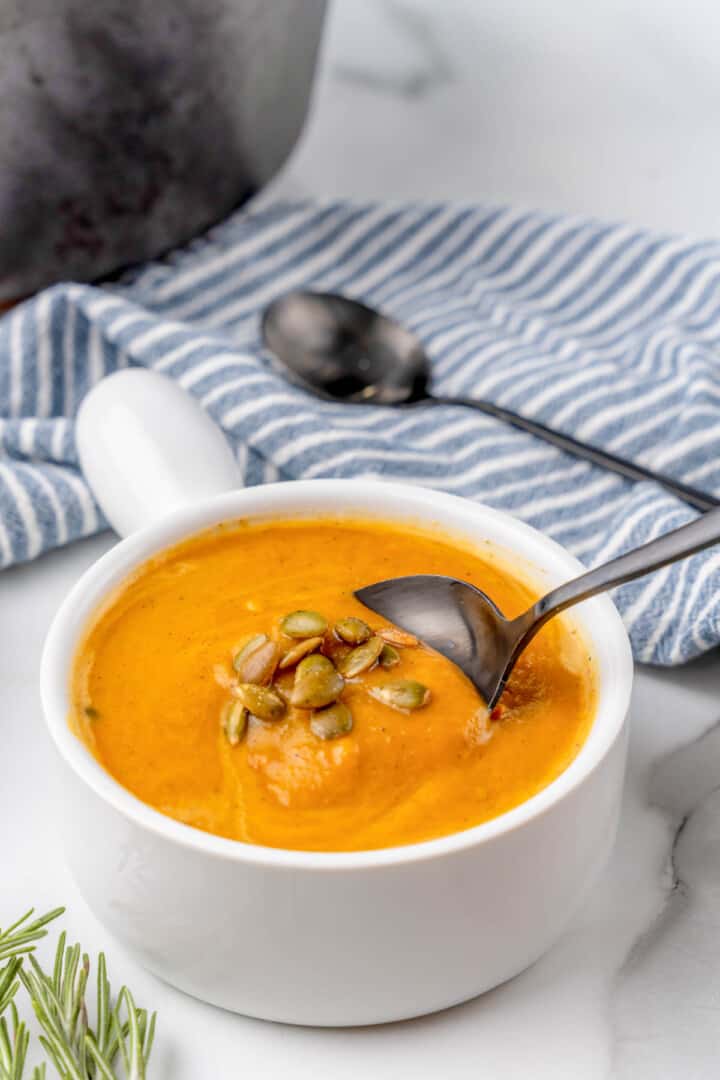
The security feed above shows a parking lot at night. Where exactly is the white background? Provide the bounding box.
[280,0,720,237]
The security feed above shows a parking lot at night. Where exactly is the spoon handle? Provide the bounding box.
[529,506,720,630]
[431,394,718,513]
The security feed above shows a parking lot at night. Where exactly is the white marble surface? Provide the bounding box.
[273,0,720,237]
[3,0,720,1076]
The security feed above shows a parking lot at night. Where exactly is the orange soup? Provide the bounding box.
[70,518,596,852]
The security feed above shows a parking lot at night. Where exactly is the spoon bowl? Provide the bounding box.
[262,290,428,404]
[356,574,519,708]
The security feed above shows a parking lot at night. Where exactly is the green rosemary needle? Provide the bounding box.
[0,910,65,967]
[0,1001,30,1080]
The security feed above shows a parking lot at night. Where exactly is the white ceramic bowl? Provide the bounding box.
[40,480,633,1026]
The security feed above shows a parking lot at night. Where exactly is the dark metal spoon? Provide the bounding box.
[356,506,720,707]
[262,290,718,513]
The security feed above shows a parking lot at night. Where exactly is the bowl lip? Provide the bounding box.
[40,479,633,872]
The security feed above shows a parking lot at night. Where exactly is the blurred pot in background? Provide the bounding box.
[0,0,326,298]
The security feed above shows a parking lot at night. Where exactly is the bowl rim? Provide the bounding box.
[40,479,633,871]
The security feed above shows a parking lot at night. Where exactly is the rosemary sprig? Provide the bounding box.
[0,909,156,1080]
[20,933,155,1080]
[0,907,65,1077]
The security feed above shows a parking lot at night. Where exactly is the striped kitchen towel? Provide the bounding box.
[1,200,720,665]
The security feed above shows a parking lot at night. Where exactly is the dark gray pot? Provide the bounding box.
[0,0,326,298]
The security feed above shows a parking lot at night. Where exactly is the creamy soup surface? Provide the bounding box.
[71,518,597,852]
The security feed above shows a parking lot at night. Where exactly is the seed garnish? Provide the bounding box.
[377,627,419,648]
[290,654,345,709]
[337,635,384,678]
[233,636,279,685]
[379,644,400,669]
[220,613,433,744]
[310,702,354,740]
[278,636,324,670]
[221,699,248,745]
[369,680,430,712]
[280,610,328,638]
[234,684,286,722]
[334,617,372,645]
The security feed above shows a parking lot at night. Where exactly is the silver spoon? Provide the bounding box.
[262,290,718,513]
[356,507,720,707]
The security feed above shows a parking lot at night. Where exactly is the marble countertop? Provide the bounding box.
[4,1,720,1076]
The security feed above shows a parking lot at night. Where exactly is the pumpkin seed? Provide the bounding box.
[278,635,324,670]
[233,633,267,669]
[369,680,430,711]
[322,635,352,666]
[337,635,384,677]
[310,702,353,740]
[280,610,328,638]
[221,699,248,745]
[379,643,400,669]
[334,616,372,645]
[377,626,419,648]
[234,683,286,722]
[290,654,344,709]
[233,636,279,685]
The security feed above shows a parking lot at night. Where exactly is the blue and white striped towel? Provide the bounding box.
[2,200,720,665]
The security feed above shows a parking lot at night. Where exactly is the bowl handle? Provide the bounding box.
[76,369,242,537]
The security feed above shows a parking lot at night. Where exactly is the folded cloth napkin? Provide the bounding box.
[1,200,720,665]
